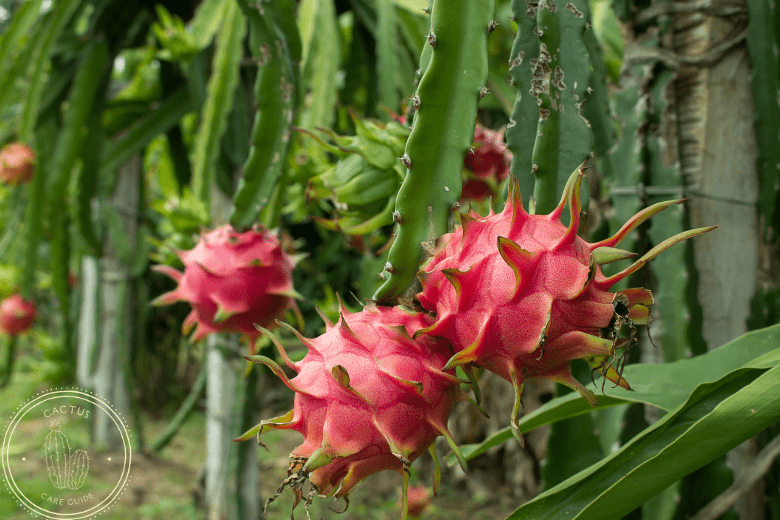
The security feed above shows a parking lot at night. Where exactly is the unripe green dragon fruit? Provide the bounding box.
[239,304,470,519]
[415,166,716,441]
[152,224,300,343]
[301,113,408,234]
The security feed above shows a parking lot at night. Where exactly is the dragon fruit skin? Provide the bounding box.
[0,142,35,185]
[416,167,715,439]
[0,293,36,335]
[241,304,467,517]
[462,125,511,201]
[152,224,299,342]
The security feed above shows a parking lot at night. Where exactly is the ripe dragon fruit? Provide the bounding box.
[0,142,35,185]
[238,303,471,518]
[415,166,716,442]
[152,224,300,342]
[0,293,36,335]
[461,125,511,202]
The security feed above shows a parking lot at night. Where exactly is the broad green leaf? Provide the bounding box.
[507,364,780,519]
[454,324,780,463]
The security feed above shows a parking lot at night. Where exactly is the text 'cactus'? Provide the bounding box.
[238,304,472,519]
[152,224,300,343]
[415,166,716,442]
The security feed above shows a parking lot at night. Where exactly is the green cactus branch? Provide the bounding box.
[505,0,594,215]
[230,0,300,230]
[372,0,494,304]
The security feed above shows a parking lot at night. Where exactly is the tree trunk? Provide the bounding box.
[92,155,140,447]
[672,2,761,517]
[204,186,258,520]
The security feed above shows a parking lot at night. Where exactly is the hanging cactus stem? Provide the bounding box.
[373,0,494,304]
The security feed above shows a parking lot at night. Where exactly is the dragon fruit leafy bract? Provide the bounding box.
[152,224,299,342]
[416,165,716,442]
[241,304,468,518]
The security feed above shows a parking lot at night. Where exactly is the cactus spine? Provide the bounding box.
[373,0,494,303]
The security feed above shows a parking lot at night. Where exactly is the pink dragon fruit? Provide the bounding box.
[461,125,511,202]
[152,224,300,342]
[0,293,36,335]
[0,142,35,185]
[239,303,470,518]
[416,166,716,441]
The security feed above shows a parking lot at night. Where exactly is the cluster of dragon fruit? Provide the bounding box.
[151,124,714,517]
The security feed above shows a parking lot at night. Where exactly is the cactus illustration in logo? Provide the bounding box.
[44,421,89,490]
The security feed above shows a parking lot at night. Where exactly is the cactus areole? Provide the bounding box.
[239,304,471,518]
[0,142,35,185]
[152,224,300,342]
[415,166,716,442]
[0,293,36,335]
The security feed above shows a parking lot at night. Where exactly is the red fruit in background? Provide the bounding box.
[243,304,468,517]
[152,224,300,342]
[416,167,716,442]
[0,143,35,185]
[405,485,432,518]
[0,293,36,335]
[461,125,511,201]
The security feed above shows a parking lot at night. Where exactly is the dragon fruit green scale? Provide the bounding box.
[152,224,301,342]
[415,165,716,442]
[238,304,469,519]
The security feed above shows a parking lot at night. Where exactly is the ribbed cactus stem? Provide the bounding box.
[373,0,494,304]
[506,0,594,215]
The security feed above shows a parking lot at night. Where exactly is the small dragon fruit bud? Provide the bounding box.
[0,293,36,336]
[151,224,300,343]
[239,304,472,518]
[461,124,511,202]
[0,142,35,185]
[416,165,716,443]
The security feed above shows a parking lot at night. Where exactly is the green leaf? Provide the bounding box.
[453,324,780,463]
[507,364,780,519]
